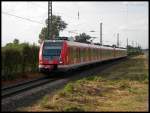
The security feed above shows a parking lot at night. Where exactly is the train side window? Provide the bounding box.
[70,47,72,59]
[73,47,75,59]
[92,48,93,58]
[77,47,79,59]
[83,48,85,58]
[95,48,96,57]
[88,48,89,59]
[69,47,71,60]
[93,48,94,57]
[94,48,95,57]
[94,48,95,58]
[90,48,91,57]
[104,49,106,57]
[71,47,73,59]
[89,48,91,58]
[85,48,87,59]
[102,49,104,57]
[75,47,77,59]
[76,47,78,59]
[70,47,72,58]
[81,48,83,58]
[77,47,78,60]
[79,47,81,60]
[97,48,98,58]
[84,48,85,59]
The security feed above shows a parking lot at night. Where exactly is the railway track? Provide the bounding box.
[2,57,127,111]
[1,57,127,99]
[1,76,57,98]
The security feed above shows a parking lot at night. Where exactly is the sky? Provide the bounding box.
[2,1,149,49]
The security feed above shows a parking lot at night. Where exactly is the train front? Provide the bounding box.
[39,40,64,72]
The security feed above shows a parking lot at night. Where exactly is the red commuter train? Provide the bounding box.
[39,39,127,72]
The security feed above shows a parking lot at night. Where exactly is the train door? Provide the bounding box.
[67,47,70,65]
[86,48,88,61]
[89,47,91,61]
[97,48,99,60]
[72,47,75,64]
[69,46,73,65]
[78,47,81,63]
[83,48,86,62]
[100,47,101,61]
[113,47,115,58]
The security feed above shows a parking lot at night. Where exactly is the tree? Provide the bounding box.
[13,38,19,44]
[6,43,13,47]
[112,44,116,47]
[75,33,92,43]
[39,15,67,43]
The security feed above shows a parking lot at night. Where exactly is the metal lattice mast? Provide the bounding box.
[117,33,119,47]
[100,22,102,45]
[48,1,52,39]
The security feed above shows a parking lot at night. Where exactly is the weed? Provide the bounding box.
[64,83,74,94]
[76,79,87,84]
[119,81,131,89]
[40,96,50,109]
[58,91,66,97]
[128,87,138,94]
[85,76,95,81]
[93,76,103,81]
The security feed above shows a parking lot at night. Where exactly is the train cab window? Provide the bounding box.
[42,41,63,59]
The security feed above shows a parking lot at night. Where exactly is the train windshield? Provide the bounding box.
[42,41,63,57]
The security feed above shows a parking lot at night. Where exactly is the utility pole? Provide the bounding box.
[132,41,134,47]
[127,38,128,47]
[117,33,119,47]
[48,1,52,39]
[100,22,102,45]
[78,11,79,20]
[135,41,137,47]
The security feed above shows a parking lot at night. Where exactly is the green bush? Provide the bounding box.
[127,45,143,56]
[2,43,39,80]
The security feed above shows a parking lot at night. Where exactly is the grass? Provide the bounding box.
[20,55,149,112]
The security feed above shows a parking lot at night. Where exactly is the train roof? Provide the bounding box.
[67,41,112,49]
[44,40,64,43]
[44,40,126,50]
[66,41,126,50]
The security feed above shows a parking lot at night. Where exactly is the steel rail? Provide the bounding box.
[2,76,48,90]
[2,77,56,98]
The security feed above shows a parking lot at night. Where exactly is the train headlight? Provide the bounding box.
[59,56,63,64]
[59,61,63,64]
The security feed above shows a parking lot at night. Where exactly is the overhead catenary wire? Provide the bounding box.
[2,11,44,25]
[29,2,46,9]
